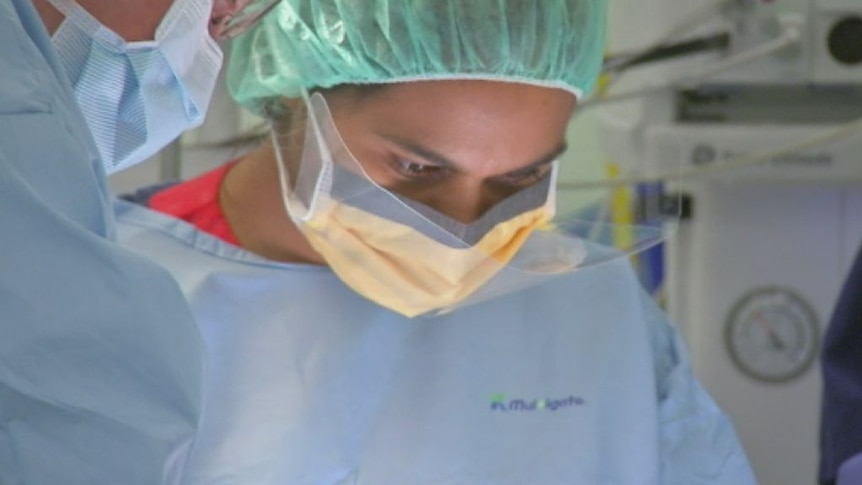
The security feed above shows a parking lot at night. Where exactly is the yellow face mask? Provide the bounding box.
[298,189,554,318]
[274,92,576,318]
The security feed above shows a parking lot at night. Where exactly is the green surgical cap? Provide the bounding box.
[228,0,607,116]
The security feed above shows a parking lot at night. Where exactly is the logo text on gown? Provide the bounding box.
[490,394,585,412]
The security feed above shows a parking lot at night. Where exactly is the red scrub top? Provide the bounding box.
[149,161,241,246]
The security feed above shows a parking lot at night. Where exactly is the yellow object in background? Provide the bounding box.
[606,162,635,252]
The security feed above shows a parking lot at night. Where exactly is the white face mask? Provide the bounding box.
[48,0,224,174]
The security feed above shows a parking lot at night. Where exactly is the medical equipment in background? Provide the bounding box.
[594,0,862,483]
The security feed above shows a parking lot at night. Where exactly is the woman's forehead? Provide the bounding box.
[343,79,576,110]
[327,80,575,176]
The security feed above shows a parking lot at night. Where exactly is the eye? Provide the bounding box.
[388,158,450,182]
[495,162,554,188]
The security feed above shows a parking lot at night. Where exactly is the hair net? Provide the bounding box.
[228,0,607,115]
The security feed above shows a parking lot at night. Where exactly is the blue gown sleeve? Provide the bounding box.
[642,293,758,484]
[0,1,204,483]
[820,243,862,485]
[837,452,862,485]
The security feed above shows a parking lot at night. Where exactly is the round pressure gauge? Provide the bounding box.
[725,287,820,383]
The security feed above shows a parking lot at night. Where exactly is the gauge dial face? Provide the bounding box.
[725,287,820,383]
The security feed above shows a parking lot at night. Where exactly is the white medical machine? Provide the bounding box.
[598,0,862,483]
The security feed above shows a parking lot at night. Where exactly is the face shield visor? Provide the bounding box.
[272,91,679,318]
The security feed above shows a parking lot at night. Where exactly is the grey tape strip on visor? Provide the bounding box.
[331,165,552,247]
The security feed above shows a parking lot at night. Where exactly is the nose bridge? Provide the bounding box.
[438,177,497,223]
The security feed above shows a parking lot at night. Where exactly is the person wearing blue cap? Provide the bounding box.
[116,1,757,482]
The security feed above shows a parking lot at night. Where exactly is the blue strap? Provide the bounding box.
[118,181,180,207]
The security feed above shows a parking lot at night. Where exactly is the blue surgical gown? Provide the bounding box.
[0,1,204,483]
[115,198,757,485]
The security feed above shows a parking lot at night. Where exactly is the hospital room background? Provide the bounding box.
[110,0,862,483]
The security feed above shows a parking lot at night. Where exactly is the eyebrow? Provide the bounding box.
[378,134,568,176]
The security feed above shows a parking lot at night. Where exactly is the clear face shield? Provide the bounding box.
[272,91,680,318]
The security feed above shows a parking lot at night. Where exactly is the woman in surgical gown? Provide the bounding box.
[115,0,756,483]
